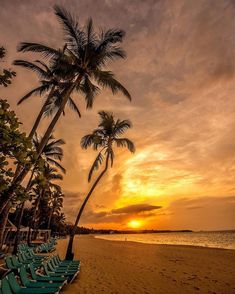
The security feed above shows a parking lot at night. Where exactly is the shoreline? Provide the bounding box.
[94,234,235,251]
[59,235,235,294]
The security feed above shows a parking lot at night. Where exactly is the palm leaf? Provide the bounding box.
[114,138,135,153]
[92,70,131,100]
[13,60,49,79]
[17,84,50,105]
[17,42,59,58]
[68,97,81,117]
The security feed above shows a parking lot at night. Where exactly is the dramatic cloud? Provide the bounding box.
[111,204,162,214]
[1,0,235,229]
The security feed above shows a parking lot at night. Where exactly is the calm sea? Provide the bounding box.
[95,231,235,250]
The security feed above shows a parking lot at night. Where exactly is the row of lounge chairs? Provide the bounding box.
[0,239,80,294]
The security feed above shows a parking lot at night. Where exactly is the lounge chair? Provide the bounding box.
[1,273,60,294]
[19,266,63,290]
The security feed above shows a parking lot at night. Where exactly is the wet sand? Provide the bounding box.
[58,235,235,294]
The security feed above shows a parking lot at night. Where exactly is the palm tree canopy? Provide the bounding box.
[33,133,66,174]
[81,111,135,181]
[16,5,131,110]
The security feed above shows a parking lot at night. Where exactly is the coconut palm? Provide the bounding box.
[1,5,131,214]
[65,111,135,260]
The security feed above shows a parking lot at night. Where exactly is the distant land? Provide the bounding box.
[71,227,193,235]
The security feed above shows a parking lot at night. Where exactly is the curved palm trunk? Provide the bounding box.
[65,155,109,260]
[11,87,56,187]
[0,75,82,215]
[13,168,36,254]
[37,76,82,155]
[27,188,44,245]
[28,86,55,139]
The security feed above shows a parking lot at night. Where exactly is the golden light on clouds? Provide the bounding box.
[1,0,235,231]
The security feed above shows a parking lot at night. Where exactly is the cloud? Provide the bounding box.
[1,0,235,230]
[111,204,162,214]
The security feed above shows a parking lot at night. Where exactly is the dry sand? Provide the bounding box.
[58,235,235,294]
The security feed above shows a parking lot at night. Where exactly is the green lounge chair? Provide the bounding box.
[56,255,80,266]
[2,273,60,294]
[53,256,80,268]
[42,263,76,282]
[50,257,79,271]
[27,264,68,284]
[19,266,63,290]
[47,259,78,274]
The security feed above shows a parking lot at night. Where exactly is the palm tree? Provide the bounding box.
[65,111,135,260]
[47,187,64,229]
[28,165,63,243]
[13,134,66,253]
[1,5,131,214]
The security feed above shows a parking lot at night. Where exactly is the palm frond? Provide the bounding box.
[13,60,49,79]
[79,76,100,108]
[54,5,86,52]
[17,42,59,58]
[47,158,66,174]
[92,70,131,100]
[114,119,132,136]
[68,97,81,117]
[114,138,135,153]
[81,134,96,149]
[88,151,103,182]
[17,84,50,105]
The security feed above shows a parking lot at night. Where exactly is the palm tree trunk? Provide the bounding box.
[27,188,44,244]
[47,207,54,230]
[28,86,55,139]
[37,76,82,156]
[13,168,36,254]
[0,203,10,249]
[65,155,109,260]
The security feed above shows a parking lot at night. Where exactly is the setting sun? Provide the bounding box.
[127,220,142,229]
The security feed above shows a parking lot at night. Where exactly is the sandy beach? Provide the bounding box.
[58,235,235,294]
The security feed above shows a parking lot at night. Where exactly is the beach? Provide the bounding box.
[58,235,235,294]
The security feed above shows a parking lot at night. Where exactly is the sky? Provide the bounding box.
[1,0,235,231]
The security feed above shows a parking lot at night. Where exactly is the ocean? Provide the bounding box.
[95,231,235,250]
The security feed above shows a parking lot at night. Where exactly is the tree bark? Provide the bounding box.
[0,203,10,248]
[65,155,109,260]
[28,86,55,139]
[13,167,35,254]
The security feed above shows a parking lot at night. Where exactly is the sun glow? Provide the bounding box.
[127,219,142,229]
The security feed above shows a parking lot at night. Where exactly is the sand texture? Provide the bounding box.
[58,235,235,294]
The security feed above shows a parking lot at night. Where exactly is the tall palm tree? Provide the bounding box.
[0,5,131,214]
[65,111,135,260]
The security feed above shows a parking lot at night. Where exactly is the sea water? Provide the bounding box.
[95,231,235,250]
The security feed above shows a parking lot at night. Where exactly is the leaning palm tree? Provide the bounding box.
[0,5,131,215]
[47,186,64,229]
[65,111,135,260]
